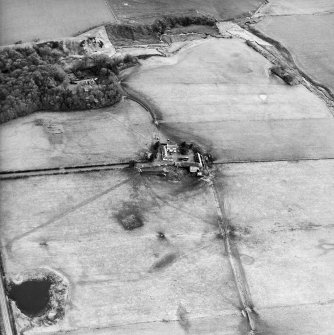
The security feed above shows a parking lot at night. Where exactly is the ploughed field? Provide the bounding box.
[108,0,263,23]
[0,0,116,45]
[253,13,334,95]
[125,38,334,163]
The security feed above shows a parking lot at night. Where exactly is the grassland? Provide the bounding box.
[215,160,334,334]
[0,0,116,46]
[0,169,244,334]
[125,38,334,162]
[0,99,156,171]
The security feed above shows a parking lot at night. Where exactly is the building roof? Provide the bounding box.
[190,166,200,173]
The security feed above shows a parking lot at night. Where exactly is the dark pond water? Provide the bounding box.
[8,279,51,317]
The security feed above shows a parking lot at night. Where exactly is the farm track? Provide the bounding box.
[209,180,256,333]
[0,253,15,335]
[0,162,129,180]
[104,0,119,23]
[121,83,160,124]
[3,156,334,180]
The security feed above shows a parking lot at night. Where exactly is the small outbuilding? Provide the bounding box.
[190,166,200,173]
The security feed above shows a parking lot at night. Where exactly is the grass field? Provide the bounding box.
[254,14,334,95]
[255,0,334,16]
[215,160,334,334]
[125,38,334,162]
[0,0,116,45]
[0,169,244,334]
[0,100,156,171]
[108,0,263,23]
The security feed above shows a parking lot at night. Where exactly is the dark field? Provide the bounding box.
[0,0,116,45]
[254,14,334,95]
[108,0,263,23]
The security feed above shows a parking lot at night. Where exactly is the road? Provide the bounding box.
[0,255,15,335]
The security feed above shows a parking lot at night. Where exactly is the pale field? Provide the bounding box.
[161,118,334,163]
[0,99,156,171]
[0,0,116,46]
[215,160,334,334]
[254,14,334,95]
[0,169,244,334]
[126,38,334,162]
[108,0,263,23]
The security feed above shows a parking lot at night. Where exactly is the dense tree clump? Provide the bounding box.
[152,15,216,34]
[270,65,300,86]
[0,44,136,123]
[105,14,216,46]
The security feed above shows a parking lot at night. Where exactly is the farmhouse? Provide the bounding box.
[76,78,98,86]
[161,143,174,161]
[138,140,207,178]
[190,166,200,173]
[167,142,178,153]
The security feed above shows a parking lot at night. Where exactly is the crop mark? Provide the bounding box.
[115,201,145,230]
[177,303,191,333]
[6,178,131,253]
[149,252,178,272]
[240,254,255,265]
[317,240,334,256]
[143,179,214,225]
[157,231,166,240]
